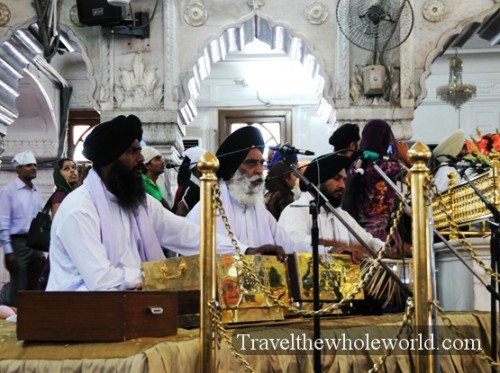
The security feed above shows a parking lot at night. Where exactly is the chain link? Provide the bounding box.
[427,174,500,282]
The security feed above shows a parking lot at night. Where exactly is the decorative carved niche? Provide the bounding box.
[114,53,164,110]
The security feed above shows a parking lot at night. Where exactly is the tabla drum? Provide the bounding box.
[361,258,413,311]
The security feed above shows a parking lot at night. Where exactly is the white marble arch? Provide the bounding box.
[0,23,97,163]
[416,7,500,107]
[178,14,333,127]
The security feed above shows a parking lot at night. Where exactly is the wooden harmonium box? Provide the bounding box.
[142,255,200,327]
[17,291,178,342]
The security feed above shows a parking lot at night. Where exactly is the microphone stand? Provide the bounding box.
[460,172,500,372]
[280,150,322,373]
[309,192,322,373]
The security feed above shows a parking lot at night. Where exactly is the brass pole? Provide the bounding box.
[198,152,219,373]
[490,151,499,201]
[448,172,458,240]
[408,142,435,373]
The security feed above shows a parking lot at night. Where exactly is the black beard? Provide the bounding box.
[319,185,342,208]
[107,160,146,210]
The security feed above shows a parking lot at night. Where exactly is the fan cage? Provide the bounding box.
[336,0,414,52]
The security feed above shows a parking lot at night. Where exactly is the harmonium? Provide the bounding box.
[141,253,366,326]
[17,290,178,342]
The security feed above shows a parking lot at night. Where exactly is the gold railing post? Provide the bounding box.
[448,172,458,240]
[408,142,435,373]
[490,151,499,205]
[198,152,219,373]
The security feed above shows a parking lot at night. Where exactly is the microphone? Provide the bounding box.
[269,144,315,156]
[166,163,180,169]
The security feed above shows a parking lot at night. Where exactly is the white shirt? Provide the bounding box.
[186,186,310,253]
[46,185,241,291]
[0,178,42,254]
[278,193,383,252]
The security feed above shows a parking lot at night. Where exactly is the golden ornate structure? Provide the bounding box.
[433,152,500,237]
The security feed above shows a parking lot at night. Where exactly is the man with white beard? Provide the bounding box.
[186,126,309,256]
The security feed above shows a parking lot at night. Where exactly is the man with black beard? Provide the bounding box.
[46,115,279,291]
[186,126,309,255]
[278,154,383,263]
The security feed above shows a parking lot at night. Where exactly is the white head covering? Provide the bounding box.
[183,146,207,170]
[11,150,37,166]
[141,146,162,164]
[433,129,466,162]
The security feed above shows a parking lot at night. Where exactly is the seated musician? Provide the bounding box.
[46,115,284,291]
[186,126,309,255]
[278,154,384,263]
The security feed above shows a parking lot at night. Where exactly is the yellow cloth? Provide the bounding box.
[0,312,498,372]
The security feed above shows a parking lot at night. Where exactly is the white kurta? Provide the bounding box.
[278,193,383,252]
[186,184,310,253]
[46,185,240,291]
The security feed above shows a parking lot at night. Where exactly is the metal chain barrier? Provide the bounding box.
[368,297,415,373]
[209,300,255,373]
[427,174,500,282]
[431,299,500,369]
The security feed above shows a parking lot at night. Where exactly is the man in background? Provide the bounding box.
[141,146,170,209]
[174,146,207,216]
[328,123,360,161]
[0,150,45,305]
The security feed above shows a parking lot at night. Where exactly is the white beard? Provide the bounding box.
[226,170,265,207]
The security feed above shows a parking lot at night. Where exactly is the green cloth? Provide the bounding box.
[141,173,164,201]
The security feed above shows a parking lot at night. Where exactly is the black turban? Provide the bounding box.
[328,123,360,150]
[216,126,265,180]
[300,154,351,191]
[83,115,143,168]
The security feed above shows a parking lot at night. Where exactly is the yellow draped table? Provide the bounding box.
[0,312,497,372]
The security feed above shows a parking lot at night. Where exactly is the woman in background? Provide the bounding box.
[38,158,79,289]
[49,158,80,216]
[342,119,410,258]
[264,161,297,220]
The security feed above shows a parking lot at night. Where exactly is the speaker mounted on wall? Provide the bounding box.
[76,0,125,26]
